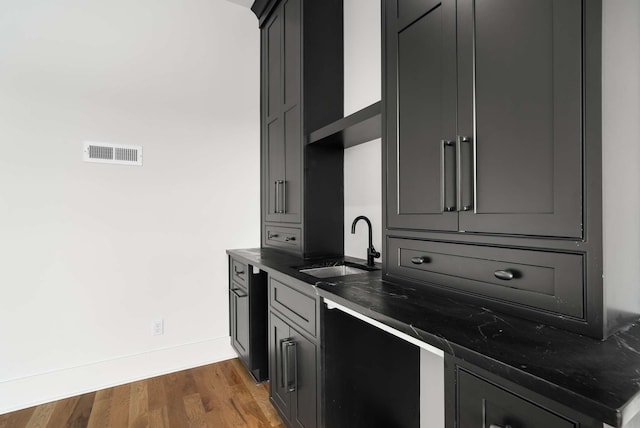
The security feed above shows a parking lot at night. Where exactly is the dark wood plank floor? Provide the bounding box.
[0,358,284,428]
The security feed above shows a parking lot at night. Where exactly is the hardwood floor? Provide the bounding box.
[0,358,284,428]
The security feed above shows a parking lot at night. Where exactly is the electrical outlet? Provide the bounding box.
[152,319,164,336]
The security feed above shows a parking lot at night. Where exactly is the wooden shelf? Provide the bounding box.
[308,101,381,148]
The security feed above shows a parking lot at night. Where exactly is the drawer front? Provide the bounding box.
[458,368,577,428]
[264,225,302,252]
[230,258,248,288]
[387,238,584,319]
[269,277,316,337]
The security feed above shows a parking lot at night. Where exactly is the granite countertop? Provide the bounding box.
[227,247,640,427]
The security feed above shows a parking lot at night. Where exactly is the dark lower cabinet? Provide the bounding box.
[445,356,601,428]
[228,257,268,382]
[269,311,317,428]
[267,274,320,428]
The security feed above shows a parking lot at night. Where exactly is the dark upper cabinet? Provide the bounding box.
[263,1,302,224]
[259,0,344,258]
[382,0,638,339]
[386,0,583,238]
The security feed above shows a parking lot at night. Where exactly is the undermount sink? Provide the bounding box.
[298,261,377,279]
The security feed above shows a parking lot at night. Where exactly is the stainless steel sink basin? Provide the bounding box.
[299,265,370,278]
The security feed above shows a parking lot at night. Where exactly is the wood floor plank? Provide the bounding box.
[24,401,56,428]
[162,371,191,427]
[45,396,80,428]
[183,393,207,428]
[0,359,284,428]
[146,374,167,412]
[148,407,170,428]
[66,392,96,428]
[86,388,113,428]
[108,384,131,428]
[128,380,149,428]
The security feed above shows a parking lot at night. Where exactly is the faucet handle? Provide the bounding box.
[369,247,381,259]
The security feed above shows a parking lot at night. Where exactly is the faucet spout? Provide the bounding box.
[351,215,380,267]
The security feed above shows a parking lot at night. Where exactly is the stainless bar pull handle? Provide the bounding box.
[274,181,280,214]
[456,136,473,211]
[285,340,297,392]
[275,180,286,214]
[281,180,287,214]
[281,338,296,391]
[494,269,515,281]
[280,338,288,388]
[441,139,456,212]
[231,288,247,298]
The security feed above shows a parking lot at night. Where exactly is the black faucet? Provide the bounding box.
[351,215,381,267]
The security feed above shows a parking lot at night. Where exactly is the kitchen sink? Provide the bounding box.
[298,261,378,279]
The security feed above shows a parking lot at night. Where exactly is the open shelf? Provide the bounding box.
[307,101,381,148]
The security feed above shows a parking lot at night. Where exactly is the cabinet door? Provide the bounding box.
[386,0,458,232]
[263,0,302,225]
[290,326,317,428]
[269,312,292,423]
[230,286,250,364]
[457,0,583,238]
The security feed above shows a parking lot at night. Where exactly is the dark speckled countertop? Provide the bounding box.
[227,247,640,427]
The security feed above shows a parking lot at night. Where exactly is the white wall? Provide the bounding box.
[602,0,640,327]
[0,0,259,413]
[343,0,383,261]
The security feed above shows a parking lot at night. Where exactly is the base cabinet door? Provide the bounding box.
[446,356,600,428]
[269,310,317,428]
[230,284,250,364]
[228,256,268,382]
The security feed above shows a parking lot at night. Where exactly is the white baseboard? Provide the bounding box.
[0,336,238,415]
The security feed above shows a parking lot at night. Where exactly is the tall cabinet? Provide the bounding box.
[258,0,344,259]
[383,0,637,339]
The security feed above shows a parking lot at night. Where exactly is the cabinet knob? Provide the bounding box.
[410,256,430,265]
[494,269,515,280]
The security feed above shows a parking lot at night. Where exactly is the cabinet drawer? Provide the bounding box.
[457,368,578,428]
[269,277,316,337]
[387,238,584,319]
[230,258,248,288]
[264,225,302,252]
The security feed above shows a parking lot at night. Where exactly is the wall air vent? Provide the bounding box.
[83,142,143,166]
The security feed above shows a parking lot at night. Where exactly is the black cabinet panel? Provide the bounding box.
[457,0,583,237]
[269,310,318,428]
[260,0,343,257]
[270,311,293,422]
[290,326,316,428]
[263,0,302,225]
[446,357,601,428]
[270,277,317,337]
[387,237,584,320]
[386,0,583,238]
[387,0,458,231]
[231,283,250,361]
[228,257,268,382]
[458,369,577,428]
